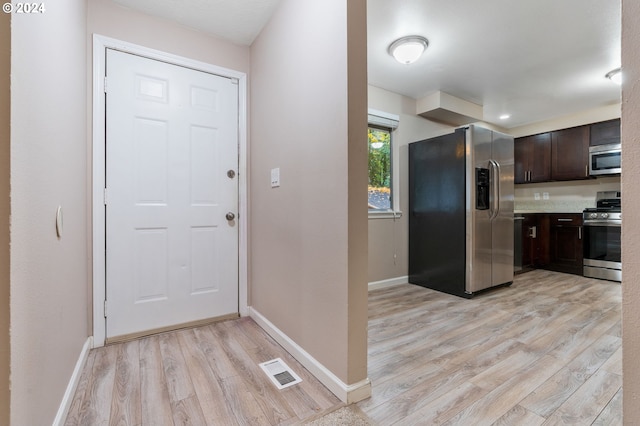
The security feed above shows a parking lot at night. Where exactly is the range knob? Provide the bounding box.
[600,213,609,219]
[590,213,598,219]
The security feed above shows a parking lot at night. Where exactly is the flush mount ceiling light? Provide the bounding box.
[388,36,429,64]
[606,68,622,85]
[499,114,511,120]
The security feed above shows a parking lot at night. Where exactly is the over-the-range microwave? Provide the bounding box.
[589,143,621,176]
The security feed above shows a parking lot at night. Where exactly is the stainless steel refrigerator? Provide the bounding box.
[408,125,514,298]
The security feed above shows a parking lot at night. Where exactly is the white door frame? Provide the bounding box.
[92,34,248,347]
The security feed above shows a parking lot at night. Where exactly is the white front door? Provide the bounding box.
[105,49,239,340]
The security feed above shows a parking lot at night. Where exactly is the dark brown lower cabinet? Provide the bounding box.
[521,214,538,270]
[547,214,583,275]
[517,213,583,276]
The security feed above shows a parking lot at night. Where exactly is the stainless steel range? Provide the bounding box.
[583,191,621,282]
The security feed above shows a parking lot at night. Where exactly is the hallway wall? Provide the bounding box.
[10,0,88,424]
[0,10,10,426]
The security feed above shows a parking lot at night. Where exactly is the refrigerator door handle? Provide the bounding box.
[489,160,500,220]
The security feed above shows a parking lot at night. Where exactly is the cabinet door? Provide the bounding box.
[514,134,551,184]
[536,214,550,266]
[551,126,590,181]
[590,119,620,146]
[529,133,552,182]
[521,214,538,268]
[548,214,583,275]
[514,138,530,184]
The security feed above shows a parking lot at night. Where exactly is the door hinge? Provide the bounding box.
[104,300,108,317]
[103,188,107,205]
[104,76,108,93]
[230,77,239,85]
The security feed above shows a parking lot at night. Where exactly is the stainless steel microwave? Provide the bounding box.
[589,143,621,176]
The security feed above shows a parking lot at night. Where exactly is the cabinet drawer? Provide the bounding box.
[548,214,582,226]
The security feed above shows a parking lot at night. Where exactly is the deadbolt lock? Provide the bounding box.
[227,170,236,179]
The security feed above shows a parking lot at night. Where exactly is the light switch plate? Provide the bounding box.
[543,192,549,200]
[271,168,280,188]
[534,193,540,200]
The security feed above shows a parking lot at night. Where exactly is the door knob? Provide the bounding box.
[226,212,235,221]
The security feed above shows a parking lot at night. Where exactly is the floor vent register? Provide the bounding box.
[259,358,302,390]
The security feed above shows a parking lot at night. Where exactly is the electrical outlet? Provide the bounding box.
[534,193,540,200]
[271,168,280,188]
[543,192,549,200]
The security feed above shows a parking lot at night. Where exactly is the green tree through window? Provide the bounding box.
[368,127,391,210]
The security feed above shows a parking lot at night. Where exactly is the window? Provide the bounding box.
[367,109,399,215]
[368,126,392,210]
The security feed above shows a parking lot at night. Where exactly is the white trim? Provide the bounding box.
[367,114,400,213]
[368,108,399,129]
[368,210,403,220]
[248,307,372,404]
[91,34,248,346]
[368,276,408,291]
[53,337,93,426]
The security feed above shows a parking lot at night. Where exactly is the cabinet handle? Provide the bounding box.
[528,226,537,238]
[557,218,573,222]
[579,227,582,240]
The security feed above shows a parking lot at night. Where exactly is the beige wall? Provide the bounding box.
[87,0,250,73]
[250,0,368,387]
[622,0,640,422]
[367,85,456,283]
[0,11,10,426]
[346,0,369,384]
[10,0,88,424]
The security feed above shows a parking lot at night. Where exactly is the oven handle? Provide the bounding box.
[583,221,621,227]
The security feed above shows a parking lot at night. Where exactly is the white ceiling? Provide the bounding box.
[112,0,621,129]
[112,0,282,46]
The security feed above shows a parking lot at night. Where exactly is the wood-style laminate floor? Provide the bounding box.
[66,269,622,425]
[64,318,342,425]
[359,269,622,425]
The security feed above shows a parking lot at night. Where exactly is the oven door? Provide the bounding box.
[583,221,621,281]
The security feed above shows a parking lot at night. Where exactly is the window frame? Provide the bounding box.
[367,109,402,219]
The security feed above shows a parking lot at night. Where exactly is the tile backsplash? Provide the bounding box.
[514,176,621,213]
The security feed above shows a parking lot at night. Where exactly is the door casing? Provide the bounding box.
[91,34,249,347]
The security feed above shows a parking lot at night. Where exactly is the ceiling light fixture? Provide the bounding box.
[388,36,429,65]
[499,114,511,120]
[606,68,622,85]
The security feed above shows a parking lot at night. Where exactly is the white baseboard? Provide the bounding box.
[53,336,92,426]
[368,275,408,291]
[248,307,371,404]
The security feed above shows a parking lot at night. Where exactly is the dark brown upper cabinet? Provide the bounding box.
[551,125,590,181]
[590,118,621,146]
[514,133,552,184]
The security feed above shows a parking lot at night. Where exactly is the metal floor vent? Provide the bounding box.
[259,358,302,390]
